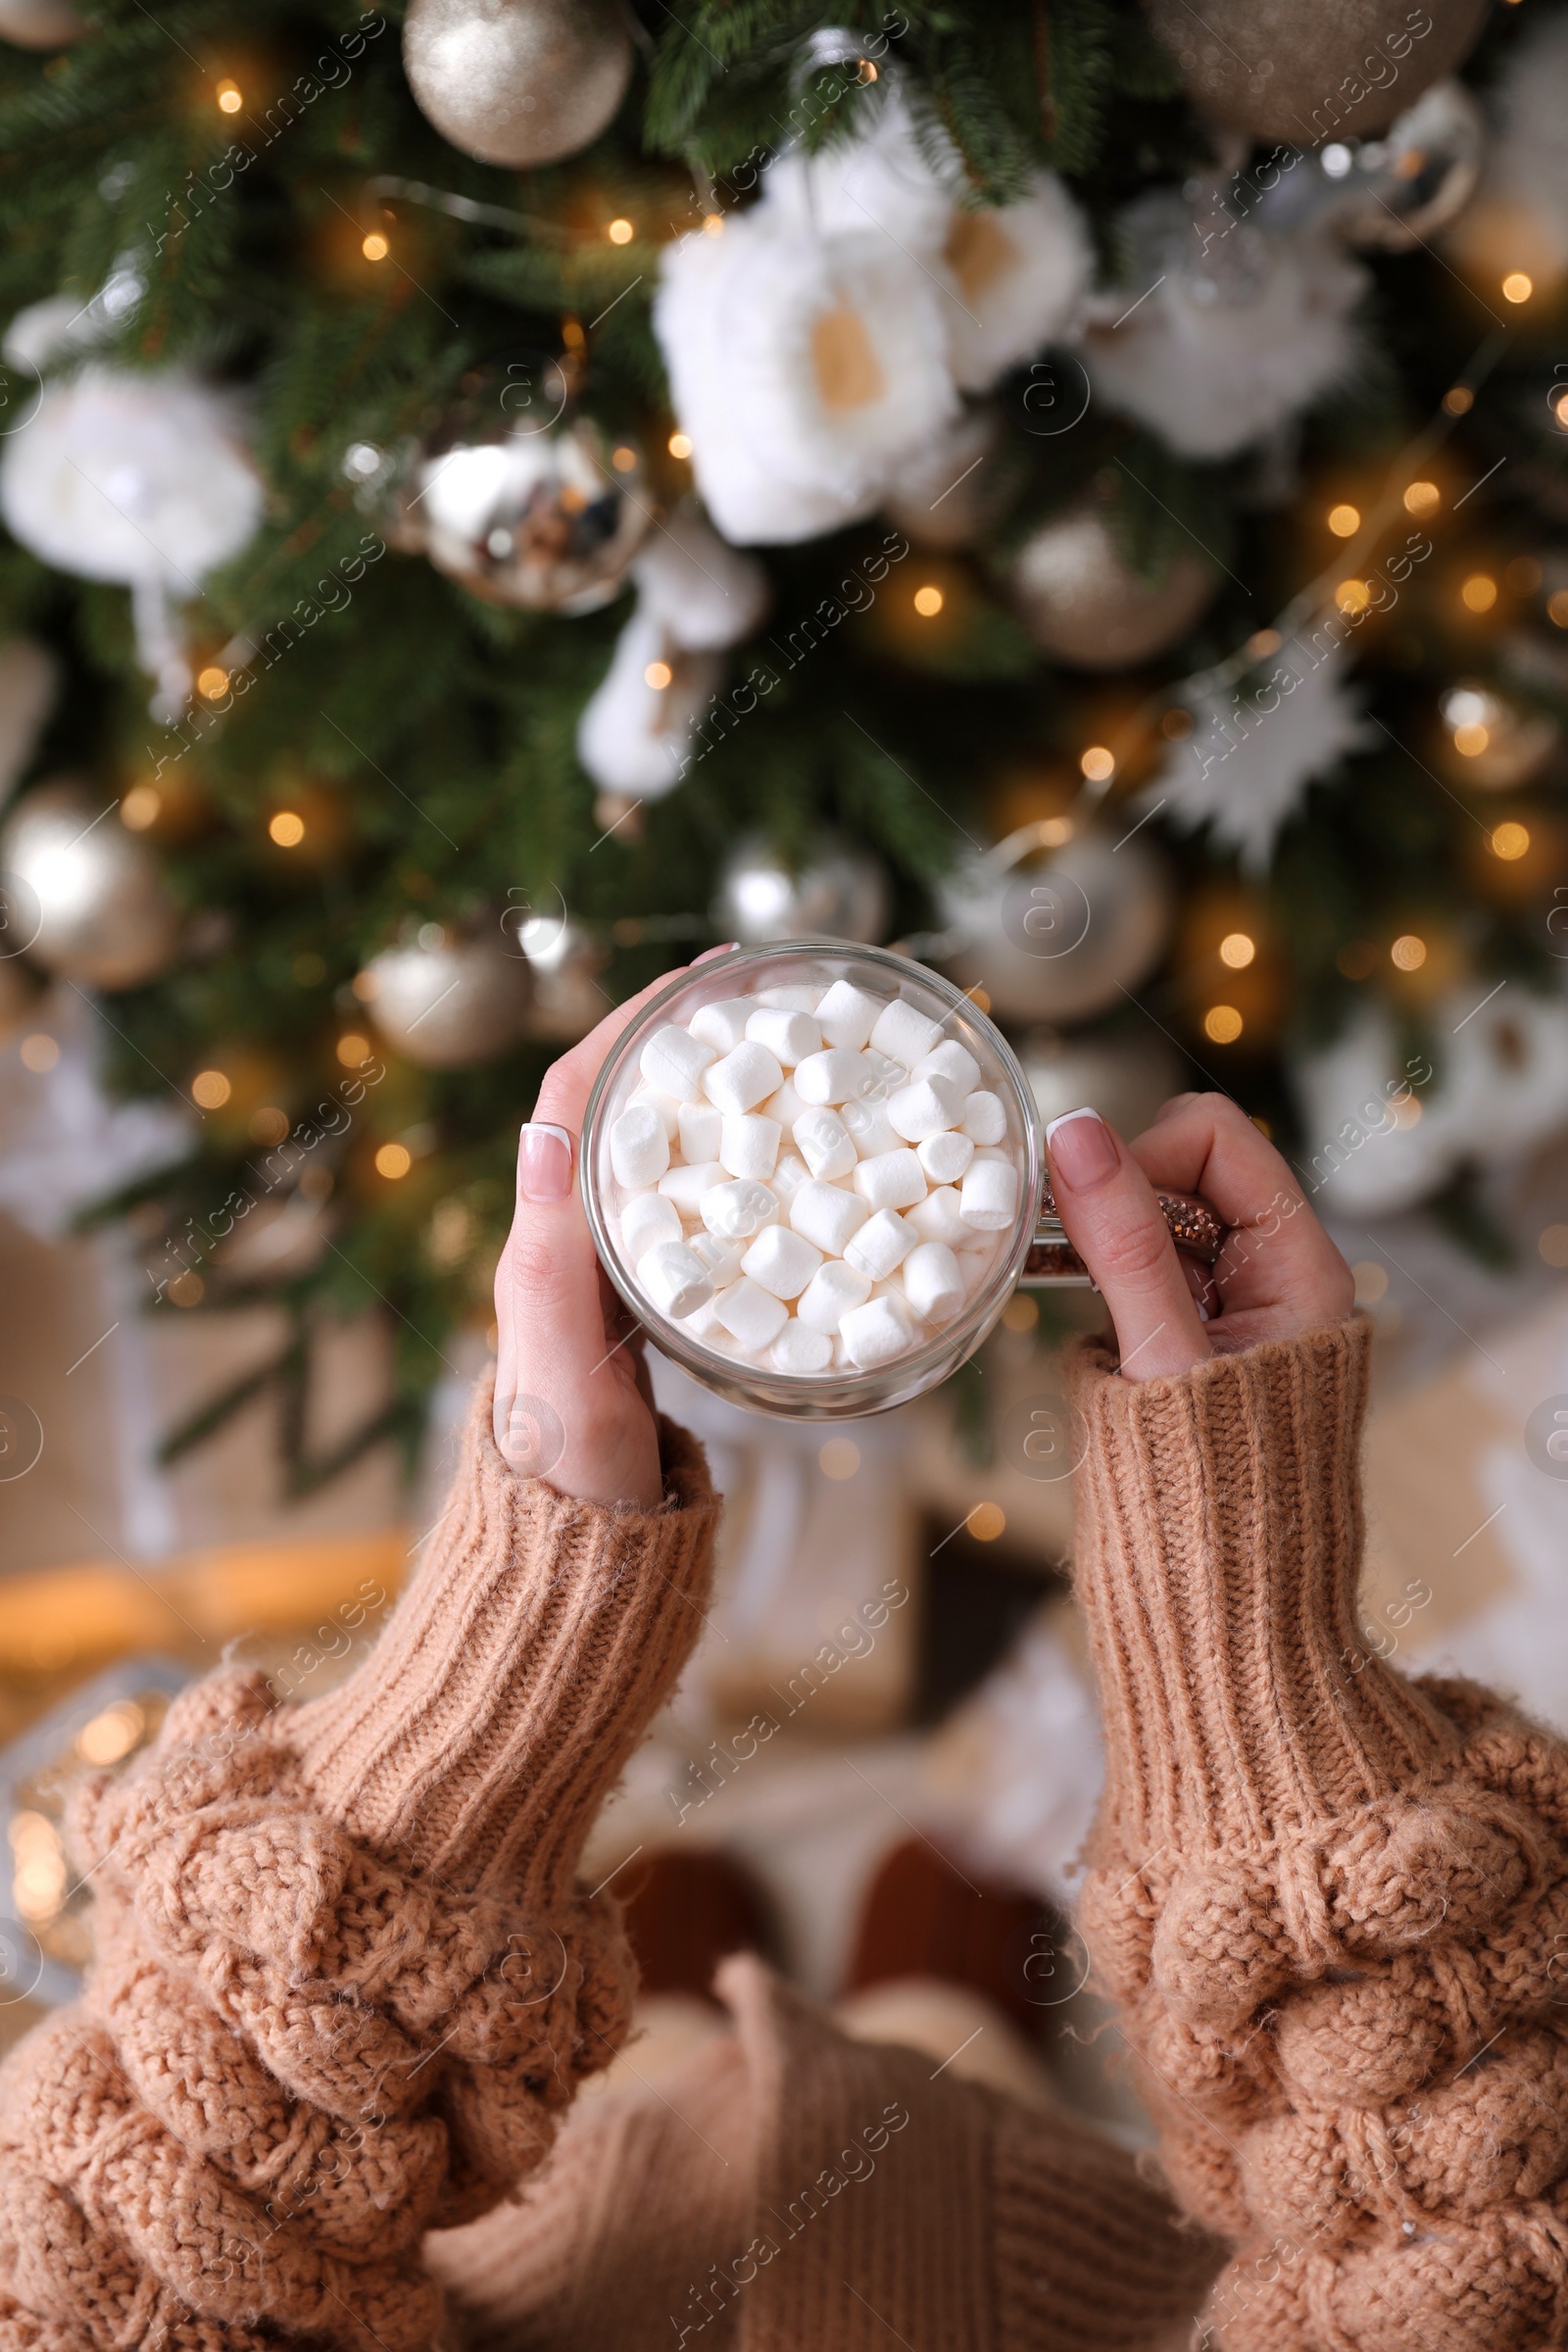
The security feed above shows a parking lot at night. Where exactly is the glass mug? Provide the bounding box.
[580,941,1223,1419]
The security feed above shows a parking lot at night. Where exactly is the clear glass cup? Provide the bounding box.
[581,942,1043,1418]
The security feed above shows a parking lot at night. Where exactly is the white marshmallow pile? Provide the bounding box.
[602,976,1023,1378]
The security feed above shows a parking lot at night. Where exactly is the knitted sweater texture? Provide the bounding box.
[0,1320,1563,2351]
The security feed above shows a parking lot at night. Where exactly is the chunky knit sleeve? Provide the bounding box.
[0,1376,719,2352]
[1069,1317,1568,2352]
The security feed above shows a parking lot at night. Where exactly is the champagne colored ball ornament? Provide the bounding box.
[360,926,532,1068]
[0,779,179,989]
[1006,503,1216,670]
[1016,1023,1186,1140]
[511,908,609,1042]
[402,0,633,170]
[712,833,891,948]
[1141,0,1489,146]
[404,399,650,614]
[0,0,88,44]
[937,823,1173,1025]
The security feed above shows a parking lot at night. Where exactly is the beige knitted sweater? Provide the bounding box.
[1,1320,1564,2351]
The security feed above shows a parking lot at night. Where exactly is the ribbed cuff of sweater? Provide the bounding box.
[287,1374,719,1899]
[1068,1316,1456,1855]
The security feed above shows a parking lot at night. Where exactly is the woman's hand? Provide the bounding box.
[491,949,735,1509]
[1045,1092,1355,1383]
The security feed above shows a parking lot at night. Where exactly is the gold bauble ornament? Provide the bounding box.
[1142,0,1488,145]
[937,821,1174,1025]
[400,399,651,614]
[712,833,890,947]
[360,925,532,1068]
[1016,1023,1186,1140]
[1006,504,1216,670]
[1439,682,1560,792]
[0,0,88,44]
[402,0,633,170]
[511,909,609,1042]
[1,779,179,989]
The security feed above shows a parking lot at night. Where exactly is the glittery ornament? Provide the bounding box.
[1,779,178,990]
[1141,0,1489,146]
[0,0,87,44]
[1006,499,1216,669]
[713,834,890,947]
[360,926,531,1067]
[402,0,632,170]
[938,825,1173,1024]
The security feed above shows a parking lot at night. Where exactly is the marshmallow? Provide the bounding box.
[763,1076,809,1130]
[833,1334,854,1369]
[702,1178,778,1241]
[637,1241,714,1320]
[887,1076,964,1144]
[689,998,756,1054]
[770,1151,811,1199]
[853,1149,926,1212]
[790,1178,870,1256]
[960,1090,1007,1146]
[742,1222,822,1299]
[917,1129,974,1184]
[659,1161,726,1216]
[793,1106,858,1182]
[915,1040,980,1095]
[903,1241,965,1323]
[703,1040,783,1114]
[684,1294,722,1338]
[627,1085,678,1139]
[677,1100,723,1164]
[720,1112,782,1179]
[908,1186,971,1247]
[845,1207,914,1281]
[640,1024,715,1102]
[711,1276,788,1349]
[757,983,822,1011]
[840,1293,915,1368]
[689,1229,744,1289]
[870,999,943,1067]
[814,979,881,1050]
[840,1095,902,1158]
[794,1048,872,1106]
[621,1192,683,1258]
[859,1047,906,1099]
[746,1006,821,1064]
[959,1158,1018,1230]
[770,1322,834,1374]
[797,1258,872,1333]
[610,1103,671,1189]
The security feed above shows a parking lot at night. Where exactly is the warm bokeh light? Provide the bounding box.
[1454,722,1491,756]
[1161,706,1193,738]
[78,1701,143,1765]
[1001,1294,1038,1332]
[1403,480,1440,514]
[336,1032,370,1066]
[168,1271,205,1307]
[1541,1224,1568,1268]
[612,443,637,472]
[1551,590,1568,629]
[120,783,160,830]
[250,1105,289,1145]
[216,78,242,112]
[1203,1004,1244,1043]
[269,810,305,847]
[191,1069,231,1109]
[1037,815,1073,847]
[1218,931,1255,968]
[1335,578,1371,614]
[913,583,944,616]
[701,212,723,235]
[1351,1260,1390,1304]
[20,1033,58,1073]
[1391,933,1428,971]
[375,1143,412,1180]
[1247,628,1282,659]
[1506,556,1542,596]
[1461,574,1497,613]
[197,664,228,699]
[1328,503,1360,537]
[1079,745,1114,781]
[362,232,389,262]
[1443,385,1474,416]
[667,430,692,460]
[1502,270,1534,304]
[1491,820,1531,860]
[1555,392,1568,431]
[966,1502,1005,1542]
[644,660,672,689]
[607,217,634,244]
[819,1438,859,1480]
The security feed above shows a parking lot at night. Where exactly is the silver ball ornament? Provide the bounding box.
[1016,1023,1186,1140]
[937,825,1174,1025]
[361,926,532,1068]
[509,908,609,1042]
[1007,504,1216,670]
[712,834,891,947]
[0,0,88,45]
[404,399,651,614]
[1141,0,1489,145]
[402,0,633,170]
[1,779,179,989]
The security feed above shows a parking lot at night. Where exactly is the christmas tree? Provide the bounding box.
[1,0,1565,1481]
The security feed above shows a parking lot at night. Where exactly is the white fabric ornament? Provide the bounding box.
[1083,191,1366,460]
[0,351,262,713]
[632,509,770,651]
[765,86,961,250]
[1148,643,1373,872]
[938,174,1093,393]
[576,603,721,800]
[0,637,58,810]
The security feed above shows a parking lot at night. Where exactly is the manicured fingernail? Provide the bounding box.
[518,1121,573,1201]
[1046,1106,1117,1188]
[695,942,741,961]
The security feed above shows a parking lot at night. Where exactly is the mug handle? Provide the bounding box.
[1021,1179,1227,1287]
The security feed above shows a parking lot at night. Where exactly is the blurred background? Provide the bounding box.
[5,0,1568,2133]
